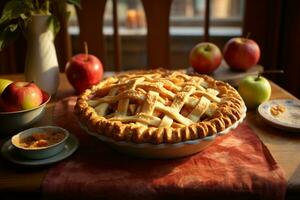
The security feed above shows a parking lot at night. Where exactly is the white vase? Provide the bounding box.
[25,14,59,95]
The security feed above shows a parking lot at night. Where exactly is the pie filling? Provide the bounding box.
[75,69,246,144]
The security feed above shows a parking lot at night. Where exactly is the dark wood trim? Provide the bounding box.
[278,0,300,98]
[76,0,107,68]
[204,0,210,42]
[243,0,282,71]
[53,2,72,72]
[141,0,172,69]
[112,0,122,71]
[243,0,300,98]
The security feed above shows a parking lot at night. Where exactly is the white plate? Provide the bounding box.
[1,134,79,166]
[79,106,246,159]
[258,99,300,132]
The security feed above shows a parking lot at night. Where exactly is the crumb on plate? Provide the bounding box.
[270,104,286,116]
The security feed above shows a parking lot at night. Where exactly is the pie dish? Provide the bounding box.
[75,69,246,144]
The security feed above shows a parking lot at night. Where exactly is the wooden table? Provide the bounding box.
[0,73,300,199]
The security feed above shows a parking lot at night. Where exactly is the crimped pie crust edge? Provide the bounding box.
[75,70,246,144]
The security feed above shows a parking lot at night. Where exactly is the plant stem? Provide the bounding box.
[45,0,50,15]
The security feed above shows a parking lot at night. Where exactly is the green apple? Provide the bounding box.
[238,75,271,109]
[0,78,12,95]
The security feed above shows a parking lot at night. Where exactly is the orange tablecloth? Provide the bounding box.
[42,97,286,200]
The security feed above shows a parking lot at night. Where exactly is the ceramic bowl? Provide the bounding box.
[11,126,70,159]
[0,92,50,135]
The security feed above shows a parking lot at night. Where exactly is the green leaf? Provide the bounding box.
[0,0,28,24]
[48,15,60,38]
[20,13,28,20]
[0,24,21,51]
[8,24,18,32]
[67,0,81,9]
[24,0,35,10]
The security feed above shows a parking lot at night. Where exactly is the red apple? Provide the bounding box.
[189,42,222,74]
[66,53,103,94]
[223,37,260,71]
[1,81,43,112]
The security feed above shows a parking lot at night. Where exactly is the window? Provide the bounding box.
[67,0,245,69]
[67,0,245,36]
[170,0,244,36]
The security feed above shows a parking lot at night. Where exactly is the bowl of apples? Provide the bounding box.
[0,80,51,135]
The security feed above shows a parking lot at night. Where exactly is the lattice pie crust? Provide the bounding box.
[75,69,245,144]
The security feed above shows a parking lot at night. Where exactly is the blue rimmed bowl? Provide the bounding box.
[11,126,69,159]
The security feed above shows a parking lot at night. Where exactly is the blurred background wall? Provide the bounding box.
[0,0,299,98]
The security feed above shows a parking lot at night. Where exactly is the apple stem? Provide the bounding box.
[256,70,284,81]
[204,44,211,51]
[256,73,261,81]
[246,32,251,39]
[84,42,88,61]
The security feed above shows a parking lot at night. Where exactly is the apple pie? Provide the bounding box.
[75,69,246,144]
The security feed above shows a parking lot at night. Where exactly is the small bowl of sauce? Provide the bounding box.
[11,126,69,159]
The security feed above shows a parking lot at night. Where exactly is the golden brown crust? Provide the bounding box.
[75,69,246,144]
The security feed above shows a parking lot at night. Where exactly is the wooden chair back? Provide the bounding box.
[74,0,211,71]
[76,0,107,68]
